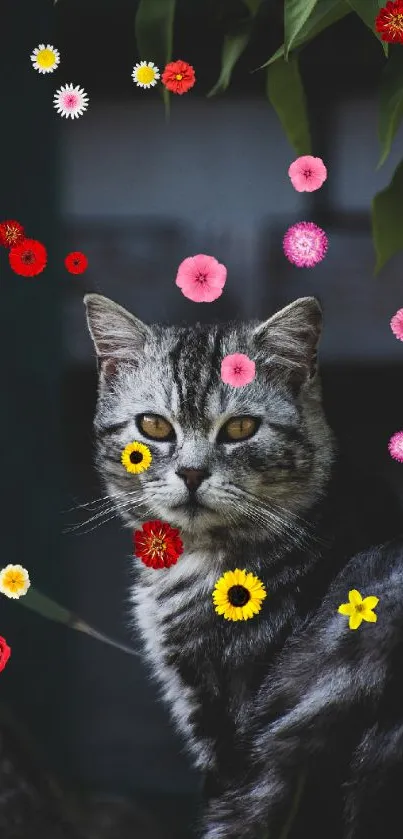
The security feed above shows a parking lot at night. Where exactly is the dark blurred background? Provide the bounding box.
[1,0,403,837]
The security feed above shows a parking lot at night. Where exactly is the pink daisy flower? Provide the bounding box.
[288,155,327,192]
[388,430,403,463]
[53,83,89,119]
[390,308,403,341]
[283,221,328,268]
[220,353,256,387]
[175,254,227,303]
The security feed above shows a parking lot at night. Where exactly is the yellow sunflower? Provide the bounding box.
[121,441,152,474]
[0,564,31,599]
[212,568,267,622]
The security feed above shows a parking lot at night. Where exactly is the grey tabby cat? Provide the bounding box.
[84,293,403,839]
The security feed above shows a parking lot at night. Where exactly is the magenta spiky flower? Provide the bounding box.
[283,221,328,268]
[388,430,403,463]
[390,308,403,342]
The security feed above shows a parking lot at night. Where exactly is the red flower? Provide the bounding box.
[133,520,184,569]
[0,636,11,673]
[9,238,47,277]
[375,1,403,42]
[161,60,196,95]
[65,251,88,274]
[0,220,25,248]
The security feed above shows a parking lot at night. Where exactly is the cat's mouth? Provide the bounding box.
[171,497,210,513]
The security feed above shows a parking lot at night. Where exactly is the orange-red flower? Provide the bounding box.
[0,636,11,673]
[0,219,25,248]
[161,60,196,95]
[133,520,184,569]
[65,251,88,274]
[375,1,403,42]
[9,238,47,277]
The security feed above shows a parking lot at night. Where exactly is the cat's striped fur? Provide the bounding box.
[85,293,403,839]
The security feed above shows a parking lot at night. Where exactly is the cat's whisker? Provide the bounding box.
[63,494,148,534]
[224,491,311,549]
[62,492,118,514]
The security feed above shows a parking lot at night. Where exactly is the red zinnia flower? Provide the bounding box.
[375,1,403,42]
[0,636,11,673]
[133,520,184,569]
[161,60,196,95]
[9,238,47,277]
[0,219,25,248]
[65,251,88,274]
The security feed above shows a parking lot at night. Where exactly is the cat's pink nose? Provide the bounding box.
[177,468,210,492]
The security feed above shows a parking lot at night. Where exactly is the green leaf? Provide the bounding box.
[377,48,403,167]
[208,24,253,96]
[284,0,319,58]
[372,158,403,273]
[20,587,139,658]
[266,57,312,155]
[243,0,262,13]
[135,0,176,113]
[346,0,388,56]
[261,0,351,68]
[208,0,262,97]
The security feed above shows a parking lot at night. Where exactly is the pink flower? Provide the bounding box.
[283,221,328,268]
[390,308,403,341]
[288,155,327,192]
[220,353,256,387]
[388,430,403,463]
[175,254,227,303]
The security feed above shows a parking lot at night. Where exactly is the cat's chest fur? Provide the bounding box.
[131,548,223,768]
[130,546,290,770]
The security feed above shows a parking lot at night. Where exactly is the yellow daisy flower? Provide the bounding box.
[0,564,31,599]
[31,44,60,74]
[338,589,379,630]
[121,441,152,474]
[212,568,267,622]
[131,61,160,89]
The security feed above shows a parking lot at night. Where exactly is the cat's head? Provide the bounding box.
[84,294,334,543]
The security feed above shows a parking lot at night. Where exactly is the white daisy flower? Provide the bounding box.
[53,83,89,119]
[31,43,60,74]
[131,61,160,89]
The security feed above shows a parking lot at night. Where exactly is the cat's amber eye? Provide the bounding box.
[218,416,259,443]
[137,414,175,441]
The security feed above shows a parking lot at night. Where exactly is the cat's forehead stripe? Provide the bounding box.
[169,325,223,422]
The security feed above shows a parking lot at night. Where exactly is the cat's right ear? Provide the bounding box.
[84,294,151,379]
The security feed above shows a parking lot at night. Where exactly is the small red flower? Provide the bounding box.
[65,251,88,274]
[375,1,403,42]
[161,60,196,95]
[134,520,184,569]
[0,636,11,673]
[9,238,47,277]
[0,220,25,248]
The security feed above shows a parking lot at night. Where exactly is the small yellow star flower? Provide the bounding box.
[0,564,31,599]
[338,589,379,630]
[121,441,152,474]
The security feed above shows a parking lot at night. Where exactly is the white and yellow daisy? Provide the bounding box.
[53,83,89,119]
[0,564,31,599]
[31,43,60,74]
[131,61,160,89]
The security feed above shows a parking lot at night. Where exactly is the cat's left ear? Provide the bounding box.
[84,294,152,378]
[252,296,322,387]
